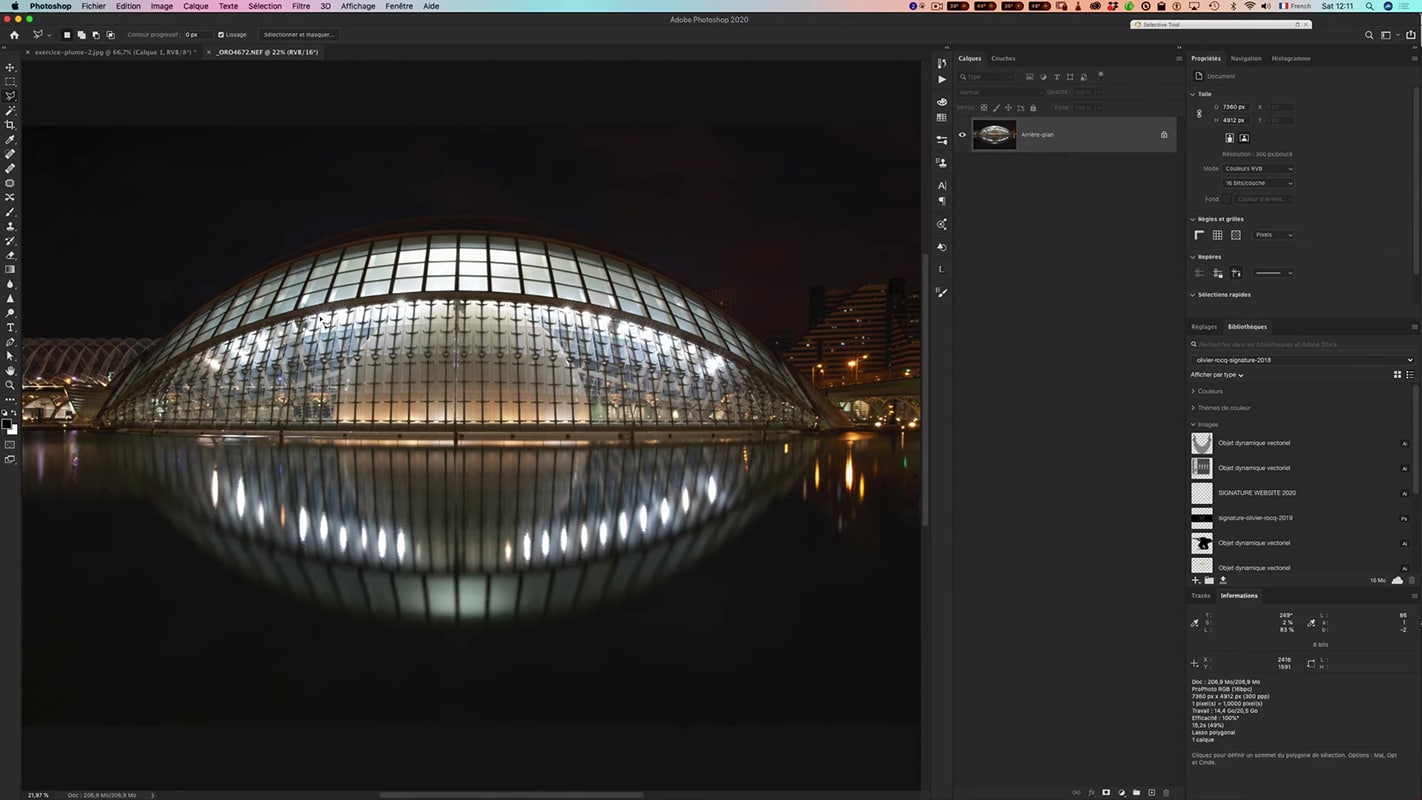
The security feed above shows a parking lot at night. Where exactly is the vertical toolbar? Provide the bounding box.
[926,48,954,799]
[0,50,14,456]
[0,36,16,800]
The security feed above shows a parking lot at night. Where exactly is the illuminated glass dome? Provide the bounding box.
[99,228,818,431]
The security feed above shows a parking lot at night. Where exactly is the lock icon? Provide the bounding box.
[1160,130,1170,139]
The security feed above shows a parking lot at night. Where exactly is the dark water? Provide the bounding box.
[22,430,919,728]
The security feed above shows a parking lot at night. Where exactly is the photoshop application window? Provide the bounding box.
[0,0,1419,798]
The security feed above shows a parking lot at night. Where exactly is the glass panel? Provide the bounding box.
[270,298,298,316]
[523,281,554,298]
[305,281,338,304]
[554,284,587,302]
[489,237,518,262]
[256,274,284,296]
[616,299,647,317]
[203,298,235,324]
[635,278,663,305]
[280,261,313,288]
[673,313,700,336]
[338,247,370,272]
[364,266,395,282]
[458,276,488,292]
[223,291,256,322]
[393,277,424,294]
[459,235,488,259]
[426,276,456,292]
[490,263,520,279]
[490,277,521,294]
[663,288,690,309]
[396,263,425,279]
[244,294,276,324]
[605,261,635,287]
[520,265,551,283]
[458,261,488,277]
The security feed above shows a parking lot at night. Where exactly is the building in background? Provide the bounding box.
[21,337,156,425]
[781,279,920,387]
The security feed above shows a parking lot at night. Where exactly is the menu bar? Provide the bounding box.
[6,1,1421,11]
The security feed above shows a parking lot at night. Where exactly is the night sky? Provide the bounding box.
[22,123,917,341]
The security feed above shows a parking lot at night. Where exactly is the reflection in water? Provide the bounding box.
[24,432,817,624]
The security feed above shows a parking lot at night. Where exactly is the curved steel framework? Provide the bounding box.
[100,232,816,430]
[23,337,156,388]
[840,396,922,426]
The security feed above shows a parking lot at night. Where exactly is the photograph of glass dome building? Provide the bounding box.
[99,227,821,432]
[19,108,920,793]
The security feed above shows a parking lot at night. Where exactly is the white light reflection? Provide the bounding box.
[707,474,718,504]
[522,532,532,562]
[504,541,513,563]
[618,512,629,540]
[209,468,219,508]
[257,502,265,525]
[659,497,671,525]
[298,507,309,543]
[339,524,348,552]
[319,513,328,543]
[377,527,387,559]
[580,523,589,550]
[396,529,407,562]
[599,520,609,546]
[681,487,690,513]
[361,524,368,553]
[541,530,551,558]
[235,476,246,519]
[637,504,648,533]
[560,526,569,553]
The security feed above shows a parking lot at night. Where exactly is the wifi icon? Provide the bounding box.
[1243,1,1256,7]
